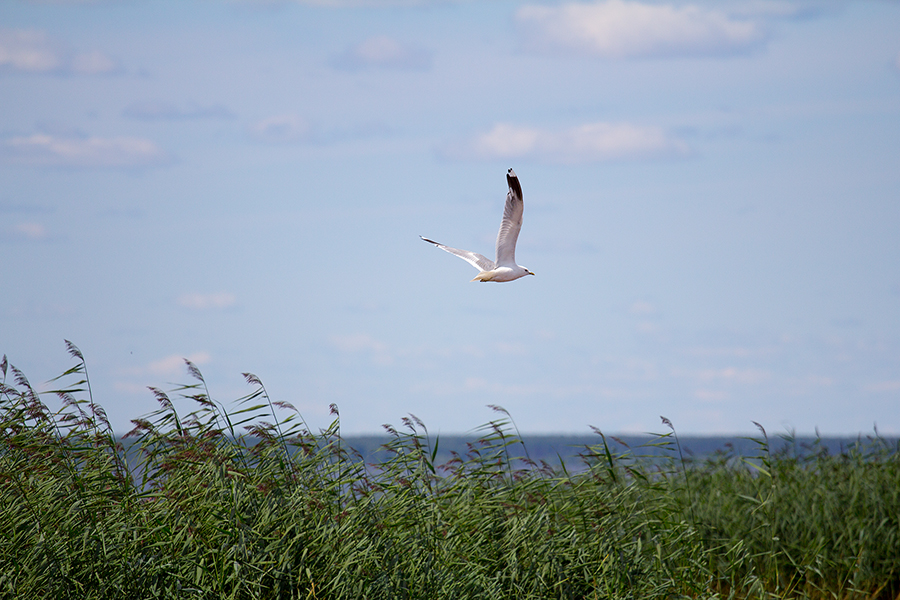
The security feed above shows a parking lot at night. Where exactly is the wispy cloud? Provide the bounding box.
[694,389,729,402]
[147,352,210,377]
[123,101,234,121]
[248,114,311,144]
[455,377,604,399]
[0,28,121,75]
[516,0,765,59]
[442,122,688,164]
[674,366,771,385]
[13,222,48,240]
[678,365,771,404]
[0,132,171,168]
[864,380,900,393]
[727,1,824,19]
[113,351,212,397]
[683,345,776,359]
[5,300,74,319]
[0,29,63,73]
[246,116,389,146]
[330,333,393,366]
[629,300,657,316]
[0,221,58,244]
[120,352,212,379]
[331,35,432,71]
[18,0,118,4]
[629,300,662,334]
[330,333,387,353]
[236,0,446,8]
[696,367,770,385]
[69,49,120,75]
[178,292,237,310]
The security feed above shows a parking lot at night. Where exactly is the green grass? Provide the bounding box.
[1,342,898,599]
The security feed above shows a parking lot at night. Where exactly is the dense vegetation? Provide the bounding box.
[1,342,898,599]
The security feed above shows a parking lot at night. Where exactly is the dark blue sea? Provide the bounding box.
[342,433,897,471]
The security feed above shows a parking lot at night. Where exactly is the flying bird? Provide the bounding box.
[421,168,534,282]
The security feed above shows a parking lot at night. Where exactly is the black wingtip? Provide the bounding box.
[420,235,438,245]
[506,168,522,201]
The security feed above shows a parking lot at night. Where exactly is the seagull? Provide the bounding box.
[421,168,535,282]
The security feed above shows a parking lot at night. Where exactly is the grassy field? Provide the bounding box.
[1,343,898,599]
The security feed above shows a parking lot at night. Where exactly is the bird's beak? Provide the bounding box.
[528,270,535,276]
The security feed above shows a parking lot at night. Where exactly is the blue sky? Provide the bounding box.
[1,0,899,436]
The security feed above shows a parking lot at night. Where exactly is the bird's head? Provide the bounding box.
[525,268,535,276]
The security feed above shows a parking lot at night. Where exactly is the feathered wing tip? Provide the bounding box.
[506,167,522,201]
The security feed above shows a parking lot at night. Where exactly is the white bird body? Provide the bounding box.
[421,168,534,283]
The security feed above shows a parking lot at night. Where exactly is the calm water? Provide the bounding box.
[118,432,896,485]
[342,433,897,471]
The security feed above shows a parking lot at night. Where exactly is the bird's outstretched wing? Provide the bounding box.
[420,236,495,272]
[494,168,524,267]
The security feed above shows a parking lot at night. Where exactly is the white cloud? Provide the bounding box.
[332,35,432,71]
[20,0,116,4]
[0,28,120,75]
[516,0,765,59]
[330,333,393,366]
[694,389,729,402]
[443,122,688,164]
[0,221,55,244]
[0,133,171,168]
[635,321,659,334]
[456,377,603,399]
[5,300,74,318]
[629,300,657,315]
[69,49,120,75]
[14,222,48,240]
[682,366,771,385]
[249,114,310,144]
[727,1,822,19]
[123,101,234,121]
[121,352,212,378]
[717,367,769,384]
[684,345,767,358]
[178,292,237,310]
[0,29,61,72]
[238,0,443,7]
[148,353,210,377]
[331,333,387,353]
[864,380,900,393]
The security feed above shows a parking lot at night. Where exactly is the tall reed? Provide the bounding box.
[1,344,898,599]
